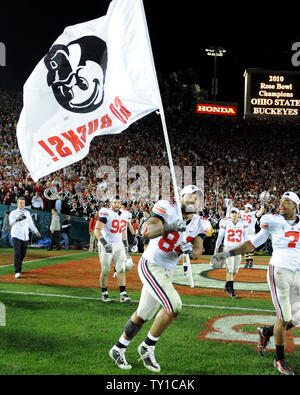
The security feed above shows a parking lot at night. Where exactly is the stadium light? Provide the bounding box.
[205,47,227,57]
[205,46,227,101]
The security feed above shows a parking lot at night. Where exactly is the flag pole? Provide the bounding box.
[156,105,194,288]
[138,0,194,287]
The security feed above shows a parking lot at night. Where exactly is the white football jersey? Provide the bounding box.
[251,214,300,271]
[216,218,249,250]
[240,210,258,235]
[98,207,128,244]
[143,200,211,271]
[121,208,132,229]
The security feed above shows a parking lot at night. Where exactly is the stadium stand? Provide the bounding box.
[0,70,299,237]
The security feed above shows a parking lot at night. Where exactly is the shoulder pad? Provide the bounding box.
[199,215,208,221]
[202,218,212,234]
[260,213,279,228]
[99,208,109,216]
[153,200,173,216]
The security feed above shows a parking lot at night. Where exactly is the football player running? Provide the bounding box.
[109,185,211,372]
[211,191,300,375]
[94,195,131,303]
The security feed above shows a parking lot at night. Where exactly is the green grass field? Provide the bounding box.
[0,249,297,377]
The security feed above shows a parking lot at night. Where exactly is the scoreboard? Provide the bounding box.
[244,69,300,118]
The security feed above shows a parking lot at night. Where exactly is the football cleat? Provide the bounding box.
[257,327,270,356]
[101,292,111,302]
[120,292,131,303]
[138,342,161,373]
[230,291,238,299]
[274,359,294,375]
[109,347,132,370]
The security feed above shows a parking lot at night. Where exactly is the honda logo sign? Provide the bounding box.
[196,103,237,116]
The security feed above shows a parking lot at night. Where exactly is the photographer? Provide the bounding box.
[9,197,41,278]
[1,211,12,246]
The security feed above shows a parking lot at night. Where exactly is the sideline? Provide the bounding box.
[0,289,274,313]
[0,252,92,268]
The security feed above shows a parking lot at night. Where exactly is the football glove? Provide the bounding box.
[210,251,230,269]
[181,242,193,256]
[99,237,112,253]
[164,219,187,234]
[104,243,113,253]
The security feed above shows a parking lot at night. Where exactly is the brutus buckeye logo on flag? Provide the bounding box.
[44,36,107,113]
[17,0,162,182]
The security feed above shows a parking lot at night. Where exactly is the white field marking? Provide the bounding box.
[0,252,92,269]
[173,263,270,291]
[0,289,274,313]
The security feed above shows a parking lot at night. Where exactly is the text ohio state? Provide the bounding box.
[38,96,131,162]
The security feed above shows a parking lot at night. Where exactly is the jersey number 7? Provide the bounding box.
[285,231,299,248]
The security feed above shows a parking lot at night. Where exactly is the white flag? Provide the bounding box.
[17,0,161,182]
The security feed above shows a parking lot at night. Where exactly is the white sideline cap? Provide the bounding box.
[180,185,203,198]
[282,191,300,212]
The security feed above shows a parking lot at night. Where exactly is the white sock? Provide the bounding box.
[118,335,131,348]
[147,331,160,342]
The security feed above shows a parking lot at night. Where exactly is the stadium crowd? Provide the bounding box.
[0,70,299,235]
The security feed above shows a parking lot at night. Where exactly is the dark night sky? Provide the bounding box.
[1,1,300,107]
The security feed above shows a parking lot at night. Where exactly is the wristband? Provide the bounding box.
[229,250,235,257]
[99,237,108,246]
[123,239,129,255]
